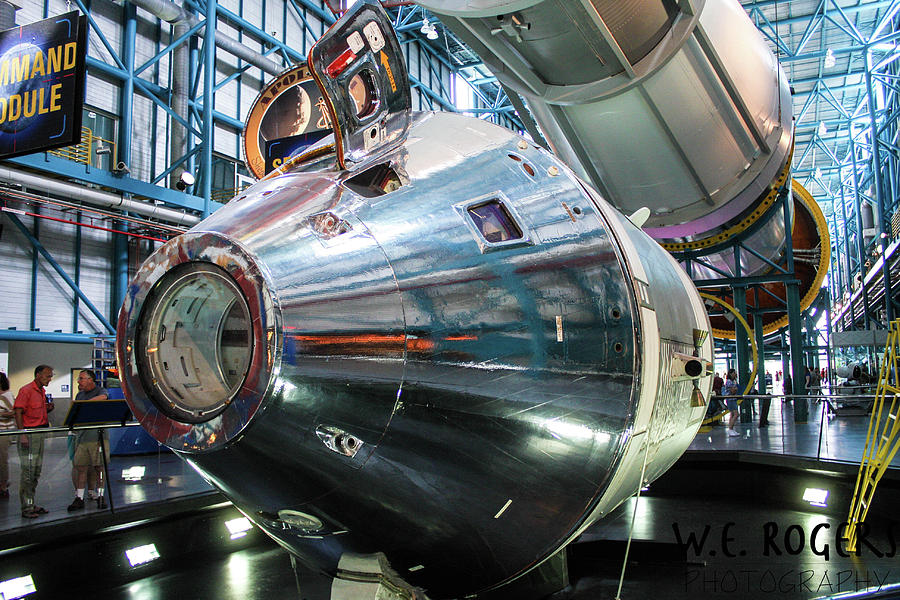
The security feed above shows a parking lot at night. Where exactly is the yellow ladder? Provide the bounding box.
[845,319,900,552]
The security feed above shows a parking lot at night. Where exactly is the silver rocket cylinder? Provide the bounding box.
[117,111,711,597]
[419,0,793,244]
[418,0,833,339]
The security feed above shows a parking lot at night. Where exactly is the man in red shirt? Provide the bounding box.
[14,364,54,518]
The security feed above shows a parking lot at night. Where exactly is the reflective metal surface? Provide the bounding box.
[119,109,712,597]
[419,0,793,242]
[118,3,713,597]
[418,0,828,340]
[308,2,412,170]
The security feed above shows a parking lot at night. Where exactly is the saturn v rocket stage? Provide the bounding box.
[421,0,829,338]
[116,0,815,597]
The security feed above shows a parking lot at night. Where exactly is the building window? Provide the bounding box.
[50,108,117,170]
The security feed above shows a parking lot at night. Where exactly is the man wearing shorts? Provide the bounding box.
[68,370,108,511]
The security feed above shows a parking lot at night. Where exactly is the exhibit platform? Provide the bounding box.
[2,398,899,599]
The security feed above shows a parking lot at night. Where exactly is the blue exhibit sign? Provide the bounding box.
[264,131,330,174]
[0,11,87,159]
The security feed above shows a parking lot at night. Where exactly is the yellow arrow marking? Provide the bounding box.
[380,50,396,93]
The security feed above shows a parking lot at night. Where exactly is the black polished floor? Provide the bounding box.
[571,494,900,600]
[58,492,898,600]
[105,547,327,600]
[690,396,898,466]
[4,396,900,600]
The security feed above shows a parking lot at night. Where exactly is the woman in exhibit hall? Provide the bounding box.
[724,369,741,437]
[0,372,15,498]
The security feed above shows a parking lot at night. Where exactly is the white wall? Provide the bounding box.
[0,212,113,336]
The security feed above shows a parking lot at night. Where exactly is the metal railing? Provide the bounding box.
[48,127,116,169]
[698,388,884,464]
[0,423,213,530]
[211,185,252,204]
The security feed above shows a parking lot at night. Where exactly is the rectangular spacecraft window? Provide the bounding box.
[467,200,523,243]
[456,193,533,253]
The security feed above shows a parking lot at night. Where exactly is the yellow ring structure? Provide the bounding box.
[699,292,759,398]
[762,179,831,334]
[708,179,831,339]
[662,149,792,253]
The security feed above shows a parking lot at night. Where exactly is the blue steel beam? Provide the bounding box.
[4,213,115,334]
[113,2,138,327]
[0,330,96,344]
[152,147,201,186]
[73,0,127,71]
[87,56,199,136]
[87,57,167,97]
[866,49,894,323]
[28,208,37,330]
[7,154,217,214]
[202,0,215,217]
[743,1,895,24]
[135,20,206,77]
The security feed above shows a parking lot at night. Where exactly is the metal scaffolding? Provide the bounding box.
[0,0,897,346]
[741,1,900,332]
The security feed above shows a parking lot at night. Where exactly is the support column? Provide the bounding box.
[838,175,853,319]
[112,2,137,324]
[112,226,129,324]
[755,312,771,427]
[865,50,893,324]
[733,285,752,423]
[119,2,136,172]
[780,330,790,394]
[29,209,39,331]
[755,312,767,394]
[824,301,834,392]
[787,282,808,423]
[202,0,216,217]
[850,137,873,329]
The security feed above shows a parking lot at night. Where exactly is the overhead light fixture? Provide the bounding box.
[420,18,438,40]
[125,544,160,567]
[818,121,827,136]
[802,487,829,507]
[824,48,836,68]
[0,575,36,599]
[225,517,254,539]
[176,171,196,191]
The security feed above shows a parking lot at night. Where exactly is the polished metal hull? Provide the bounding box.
[118,110,711,597]
[420,0,830,338]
